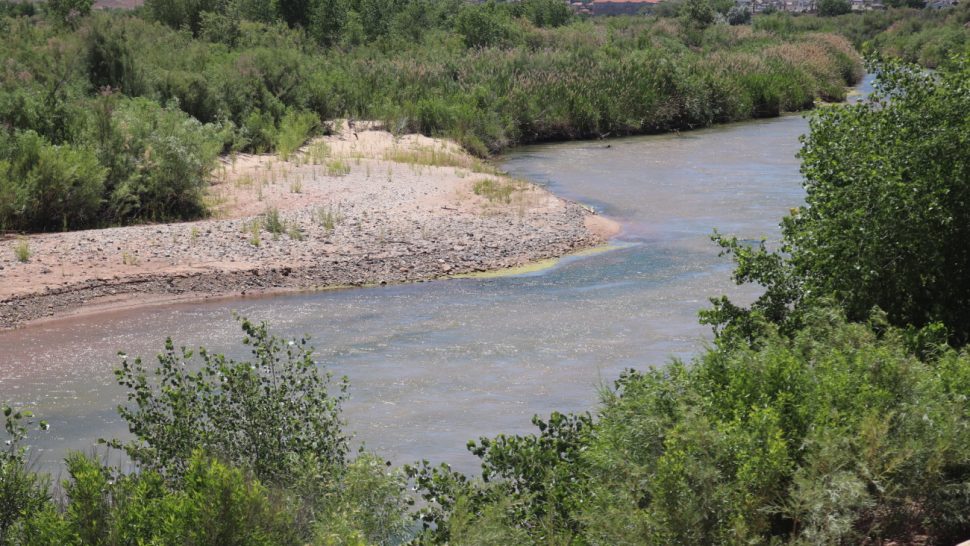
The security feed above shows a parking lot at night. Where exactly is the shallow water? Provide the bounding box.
[0,76,875,475]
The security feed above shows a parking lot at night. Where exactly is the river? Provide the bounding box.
[0,76,875,475]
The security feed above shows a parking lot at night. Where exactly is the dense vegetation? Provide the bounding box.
[405,55,970,545]
[1,318,412,545]
[3,55,969,544]
[706,57,970,345]
[753,2,970,67]
[0,0,863,231]
[2,0,970,543]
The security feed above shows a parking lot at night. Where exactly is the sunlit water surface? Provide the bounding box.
[0,76,875,475]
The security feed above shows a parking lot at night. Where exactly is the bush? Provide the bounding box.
[818,0,852,16]
[411,310,970,544]
[707,57,970,344]
[107,316,350,485]
[727,5,751,25]
[0,131,106,231]
[0,407,50,544]
[104,98,224,223]
[275,109,320,160]
[2,316,412,544]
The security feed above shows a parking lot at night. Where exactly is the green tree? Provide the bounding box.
[818,0,851,16]
[520,0,572,28]
[0,131,106,231]
[308,0,348,46]
[455,2,518,48]
[727,4,751,25]
[706,58,970,344]
[681,0,717,29]
[107,317,350,485]
[45,0,93,27]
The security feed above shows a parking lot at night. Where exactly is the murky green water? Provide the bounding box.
[0,77,874,475]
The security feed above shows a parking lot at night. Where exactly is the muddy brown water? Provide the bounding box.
[0,76,875,475]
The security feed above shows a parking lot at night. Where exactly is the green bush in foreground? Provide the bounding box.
[0,319,411,546]
[410,310,970,545]
[706,56,970,345]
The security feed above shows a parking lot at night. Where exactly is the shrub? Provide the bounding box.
[275,109,320,160]
[411,311,970,544]
[106,317,350,485]
[706,58,970,344]
[104,98,224,223]
[727,5,751,25]
[0,407,50,544]
[13,238,30,263]
[818,0,852,16]
[0,131,106,232]
[46,0,93,27]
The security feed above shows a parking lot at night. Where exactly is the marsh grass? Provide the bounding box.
[316,206,342,232]
[306,141,330,165]
[384,146,483,171]
[326,160,351,177]
[262,207,285,236]
[473,178,526,204]
[247,221,261,247]
[276,111,320,161]
[122,251,140,266]
[13,237,30,263]
[287,224,304,241]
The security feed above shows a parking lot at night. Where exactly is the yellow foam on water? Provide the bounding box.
[450,243,620,279]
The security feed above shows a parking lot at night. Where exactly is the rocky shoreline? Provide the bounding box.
[0,128,616,329]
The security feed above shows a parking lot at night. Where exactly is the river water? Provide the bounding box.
[0,76,874,475]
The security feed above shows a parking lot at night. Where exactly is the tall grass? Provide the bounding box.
[13,237,30,263]
[0,7,867,233]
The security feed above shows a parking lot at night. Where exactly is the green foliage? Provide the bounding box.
[45,0,93,27]
[1,4,871,233]
[411,311,970,544]
[520,0,573,28]
[0,131,106,231]
[144,0,221,34]
[681,0,717,29]
[313,455,413,545]
[1,407,50,545]
[101,97,225,223]
[455,2,520,48]
[727,4,751,25]
[275,109,320,160]
[308,0,348,46]
[706,57,970,344]
[0,1,36,18]
[106,317,350,485]
[818,0,852,17]
[2,318,414,544]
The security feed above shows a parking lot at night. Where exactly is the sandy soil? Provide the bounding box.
[0,124,618,329]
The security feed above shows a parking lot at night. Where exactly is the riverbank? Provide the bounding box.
[0,125,617,329]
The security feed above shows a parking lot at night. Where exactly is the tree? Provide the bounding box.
[681,0,717,29]
[727,4,751,25]
[107,317,350,485]
[520,0,572,28]
[706,58,970,344]
[309,0,348,46]
[817,0,851,16]
[45,0,93,27]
